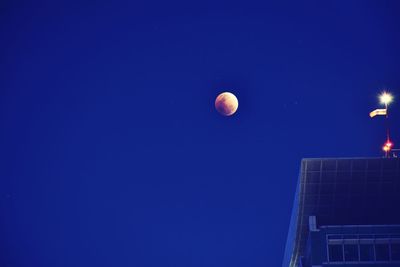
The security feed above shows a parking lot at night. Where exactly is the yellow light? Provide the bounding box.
[379,91,393,106]
[382,140,393,152]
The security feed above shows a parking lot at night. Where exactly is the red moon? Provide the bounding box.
[215,92,239,116]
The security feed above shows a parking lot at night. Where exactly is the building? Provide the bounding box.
[283,158,400,267]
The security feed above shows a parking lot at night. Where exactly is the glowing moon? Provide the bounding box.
[215,92,238,116]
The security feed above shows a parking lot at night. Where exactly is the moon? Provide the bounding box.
[215,92,238,116]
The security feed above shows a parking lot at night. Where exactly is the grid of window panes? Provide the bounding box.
[290,158,400,267]
[327,234,400,263]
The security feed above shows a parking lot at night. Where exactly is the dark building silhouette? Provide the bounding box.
[283,158,400,267]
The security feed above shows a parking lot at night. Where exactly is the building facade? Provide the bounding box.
[283,158,400,267]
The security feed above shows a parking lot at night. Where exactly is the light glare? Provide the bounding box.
[383,141,393,152]
[380,91,393,106]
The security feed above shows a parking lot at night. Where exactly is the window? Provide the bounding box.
[336,172,351,183]
[307,161,321,171]
[351,171,365,182]
[344,244,359,261]
[328,244,343,262]
[360,244,374,261]
[322,160,336,171]
[327,233,400,263]
[305,183,319,195]
[307,172,321,183]
[320,183,335,194]
[321,172,336,182]
[352,159,366,171]
[375,244,390,261]
[391,243,400,261]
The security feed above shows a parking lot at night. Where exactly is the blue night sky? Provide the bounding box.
[1,1,400,266]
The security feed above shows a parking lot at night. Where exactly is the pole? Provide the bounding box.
[385,102,389,158]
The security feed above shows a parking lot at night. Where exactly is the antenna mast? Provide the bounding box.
[369,91,395,158]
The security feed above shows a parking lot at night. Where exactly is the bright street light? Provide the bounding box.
[380,91,393,106]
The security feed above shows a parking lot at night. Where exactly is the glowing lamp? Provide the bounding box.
[380,92,393,106]
[383,141,393,152]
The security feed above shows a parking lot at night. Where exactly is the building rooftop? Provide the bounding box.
[283,157,400,267]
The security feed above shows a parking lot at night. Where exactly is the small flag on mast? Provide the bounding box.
[369,108,387,118]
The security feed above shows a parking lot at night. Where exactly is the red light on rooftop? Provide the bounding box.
[382,140,394,152]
